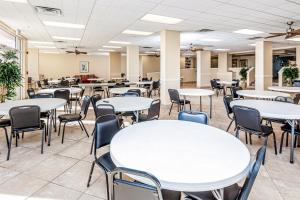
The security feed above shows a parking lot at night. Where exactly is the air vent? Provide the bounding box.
[248,36,263,40]
[197,29,214,32]
[35,6,62,16]
[54,41,66,43]
[141,46,152,49]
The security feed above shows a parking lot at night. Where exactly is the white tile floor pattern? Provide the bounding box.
[0,86,299,200]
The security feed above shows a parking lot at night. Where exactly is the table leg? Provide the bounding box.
[75,94,78,114]
[134,111,139,122]
[183,96,186,111]
[47,109,54,146]
[54,109,57,132]
[212,188,224,200]
[288,119,295,163]
[210,95,212,118]
[199,96,202,112]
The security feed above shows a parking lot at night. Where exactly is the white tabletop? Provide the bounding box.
[0,98,66,115]
[111,120,251,191]
[37,87,82,95]
[237,90,290,99]
[230,99,300,120]
[65,78,75,81]
[217,80,237,85]
[111,77,125,80]
[109,87,147,95]
[136,81,153,85]
[48,80,61,84]
[88,78,104,82]
[268,86,300,93]
[78,82,135,88]
[178,88,214,97]
[97,97,152,112]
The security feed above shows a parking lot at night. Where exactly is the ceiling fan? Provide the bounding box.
[185,43,204,52]
[65,47,87,55]
[265,21,300,39]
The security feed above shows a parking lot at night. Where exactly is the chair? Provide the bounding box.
[127,89,141,96]
[54,89,71,113]
[232,105,277,164]
[152,80,160,97]
[37,80,47,89]
[43,79,50,88]
[185,146,266,200]
[168,89,191,115]
[27,88,35,99]
[223,95,235,131]
[91,94,102,117]
[70,87,85,108]
[122,92,139,97]
[178,111,208,125]
[210,80,224,97]
[230,86,242,99]
[57,96,90,144]
[8,106,46,160]
[131,99,161,122]
[232,79,240,87]
[60,80,70,87]
[86,114,121,200]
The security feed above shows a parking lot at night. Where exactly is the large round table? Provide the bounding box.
[88,78,104,82]
[237,90,289,99]
[0,98,66,146]
[109,87,147,95]
[96,97,152,122]
[37,87,82,95]
[268,86,300,93]
[178,89,214,118]
[110,120,251,199]
[230,99,300,163]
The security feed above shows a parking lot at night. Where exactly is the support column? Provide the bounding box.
[217,52,232,81]
[27,48,39,82]
[255,41,272,90]
[109,52,121,79]
[296,46,300,73]
[196,51,211,88]
[160,30,180,105]
[126,45,140,82]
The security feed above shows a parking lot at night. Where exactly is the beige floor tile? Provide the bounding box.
[0,166,20,184]
[78,193,104,200]
[272,179,300,200]
[85,176,108,199]
[58,141,92,160]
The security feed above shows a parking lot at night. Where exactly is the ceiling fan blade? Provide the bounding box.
[265,33,286,39]
[80,52,87,54]
[66,51,74,53]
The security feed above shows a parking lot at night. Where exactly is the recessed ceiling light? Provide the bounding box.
[102,45,122,49]
[201,38,221,42]
[145,51,156,54]
[141,14,183,24]
[234,29,264,35]
[98,49,115,52]
[109,41,131,45]
[287,37,300,41]
[43,21,85,29]
[122,29,153,36]
[215,48,230,51]
[249,43,256,46]
[28,41,54,45]
[3,0,27,3]
[35,46,56,49]
[52,36,81,41]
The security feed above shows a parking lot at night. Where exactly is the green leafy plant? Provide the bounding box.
[283,65,299,86]
[239,67,249,81]
[0,50,22,100]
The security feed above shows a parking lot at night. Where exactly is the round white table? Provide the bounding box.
[110,120,251,199]
[135,81,153,86]
[230,99,300,163]
[268,86,300,94]
[48,80,61,85]
[109,87,147,95]
[97,97,152,122]
[178,89,214,118]
[88,78,104,82]
[216,80,237,85]
[237,90,290,99]
[0,98,66,146]
[37,87,82,95]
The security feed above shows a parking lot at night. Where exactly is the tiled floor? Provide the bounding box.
[0,85,299,200]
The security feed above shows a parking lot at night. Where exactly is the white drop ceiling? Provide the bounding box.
[0,0,300,53]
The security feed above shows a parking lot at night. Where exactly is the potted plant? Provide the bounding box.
[0,50,22,102]
[282,64,299,86]
[239,67,248,89]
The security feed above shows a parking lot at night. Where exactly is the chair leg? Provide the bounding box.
[3,127,9,148]
[61,123,67,144]
[22,131,24,139]
[272,132,278,155]
[249,133,253,145]
[79,120,89,137]
[189,103,191,111]
[41,127,45,154]
[58,121,61,136]
[15,131,18,147]
[78,121,84,131]
[262,137,268,165]
[7,132,13,161]
[87,161,95,187]
[279,132,285,154]
[235,128,240,138]
[226,120,234,132]
[294,135,297,148]
[90,134,95,155]
[245,132,248,144]
[286,133,289,147]
[168,102,174,116]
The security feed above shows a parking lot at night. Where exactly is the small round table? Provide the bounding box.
[88,78,104,82]
[135,81,153,86]
[216,80,237,85]
[0,98,66,146]
[48,80,61,85]
[178,89,214,118]
[230,99,300,163]
[37,87,82,95]
[96,97,152,122]
[110,120,251,199]
[109,87,147,95]
[237,90,290,100]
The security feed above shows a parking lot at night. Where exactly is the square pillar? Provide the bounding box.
[160,30,180,105]
[296,46,300,74]
[109,52,121,79]
[216,52,232,81]
[255,41,272,90]
[126,45,139,82]
[196,51,211,88]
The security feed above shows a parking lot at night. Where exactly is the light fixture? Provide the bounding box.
[98,49,115,52]
[52,36,81,41]
[215,48,230,51]
[3,0,27,3]
[28,41,54,45]
[287,37,300,41]
[201,38,221,42]
[102,45,122,49]
[234,29,264,35]
[122,29,153,36]
[35,46,56,49]
[43,21,85,29]
[109,41,131,45]
[249,43,256,46]
[145,51,156,54]
[141,14,183,24]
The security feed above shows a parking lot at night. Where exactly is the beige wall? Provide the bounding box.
[109,52,121,78]
[27,48,39,81]
[38,53,110,80]
[141,55,160,77]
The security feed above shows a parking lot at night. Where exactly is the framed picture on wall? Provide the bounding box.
[80,61,89,73]
[240,59,248,68]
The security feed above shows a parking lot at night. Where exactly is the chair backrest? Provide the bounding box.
[293,80,300,87]
[238,146,266,200]
[94,114,120,150]
[95,104,115,118]
[231,86,242,98]
[232,79,240,87]
[60,80,70,87]
[79,87,85,98]
[168,89,180,102]
[147,99,161,120]
[27,88,35,99]
[274,96,294,104]
[91,94,102,116]
[127,89,141,96]
[293,94,300,104]
[232,105,262,133]
[152,81,160,89]
[37,80,42,88]
[43,79,49,86]
[80,96,91,118]
[9,105,41,131]
[35,93,53,98]
[54,89,70,102]
[178,111,208,125]
[123,92,139,97]
[112,167,163,200]
[223,95,233,116]
[142,77,149,81]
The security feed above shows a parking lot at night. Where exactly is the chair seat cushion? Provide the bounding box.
[96,152,116,172]
[131,114,148,122]
[261,125,274,136]
[185,183,241,200]
[0,119,11,127]
[40,112,49,118]
[58,114,82,121]
[179,99,191,104]
[281,123,300,135]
